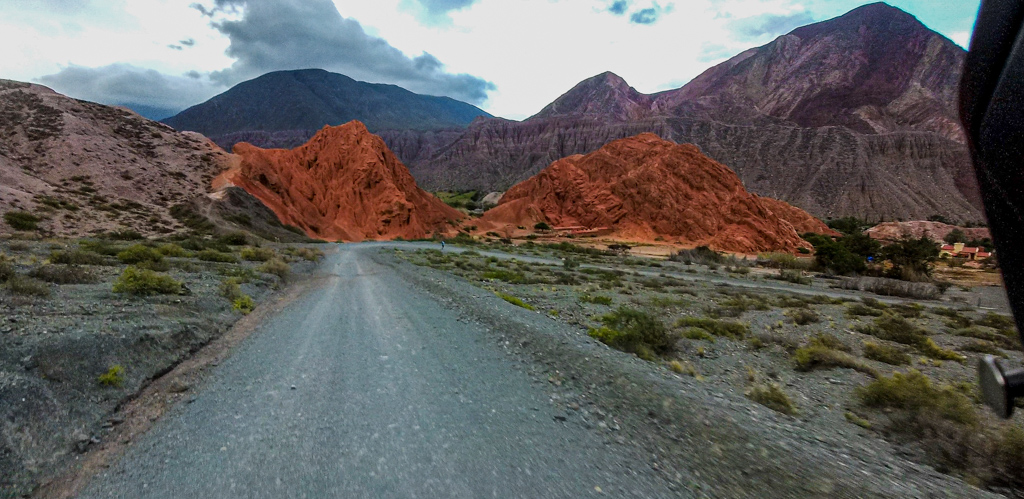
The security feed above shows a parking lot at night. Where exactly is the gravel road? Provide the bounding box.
[79,244,675,498]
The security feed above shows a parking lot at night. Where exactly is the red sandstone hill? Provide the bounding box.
[476,134,830,253]
[215,121,463,241]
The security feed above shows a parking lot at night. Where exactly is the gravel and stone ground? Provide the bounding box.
[0,236,322,497]
[63,242,1013,497]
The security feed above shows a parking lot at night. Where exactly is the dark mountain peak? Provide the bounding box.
[163,69,491,139]
[529,71,654,121]
[790,2,929,42]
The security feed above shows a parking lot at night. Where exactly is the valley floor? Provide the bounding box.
[51,242,1017,497]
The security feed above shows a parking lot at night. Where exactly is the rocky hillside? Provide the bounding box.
[398,3,979,224]
[164,69,491,146]
[477,134,828,253]
[216,121,463,241]
[0,80,231,238]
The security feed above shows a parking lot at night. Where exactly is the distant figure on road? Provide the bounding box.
[441,240,446,250]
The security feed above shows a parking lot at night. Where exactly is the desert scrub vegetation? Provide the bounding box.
[675,317,748,340]
[785,308,820,325]
[258,258,290,280]
[589,307,674,361]
[112,266,182,296]
[156,243,188,258]
[28,264,96,284]
[579,293,613,306]
[50,249,107,266]
[862,341,911,366]
[4,275,51,297]
[0,260,13,282]
[117,244,164,265]
[197,249,239,263]
[241,246,276,262]
[855,314,964,362]
[954,326,1021,350]
[233,294,255,314]
[496,292,534,311]
[667,360,701,378]
[97,365,125,388]
[4,210,41,231]
[707,293,769,318]
[792,334,877,377]
[857,369,1024,491]
[284,247,324,262]
[482,269,527,284]
[746,383,798,416]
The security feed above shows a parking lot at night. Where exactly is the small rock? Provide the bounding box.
[553,414,567,422]
[290,385,297,390]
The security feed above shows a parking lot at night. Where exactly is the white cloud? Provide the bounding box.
[951,30,970,49]
[0,0,981,120]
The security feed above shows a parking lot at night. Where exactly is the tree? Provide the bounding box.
[881,236,940,279]
[944,229,967,244]
[826,217,872,236]
[814,239,866,275]
[839,233,881,260]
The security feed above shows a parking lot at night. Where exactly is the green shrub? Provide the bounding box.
[534,222,551,231]
[786,308,820,325]
[220,278,243,301]
[960,340,1006,358]
[4,210,41,231]
[117,244,164,264]
[50,249,106,266]
[918,337,966,363]
[79,240,124,256]
[233,294,254,314]
[496,292,534,311]
[675,317,748,340]
[4,275,51,297]
[217,231,249,246]
[746,383,798,415]
[856,370,976,426]
[855,314,924,346]
[589,307,674,360]
[482,269,526,283]
[197,249,239,263]
[112,266,182,296]
[580,294,613,306]
[682,328,715,342]
[793,344,876,376]
[844,411,872,429]
[97,365,125,387]
[890,302,924,318]
[241,247,276,262]
[775,269,811,285]
[562,256,580,270]
[258,258,290,280]
[863,342,911,365]
[976,312,1016,332]
[156,243,188,257]
[284,247,324,262]
[954,326,1020,350]
[28,264,96,284]
[0,261,13,283]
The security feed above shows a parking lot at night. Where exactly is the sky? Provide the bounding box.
[0,0,982,121]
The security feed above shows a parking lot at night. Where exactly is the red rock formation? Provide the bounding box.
[476,133,826,253]
[216,121,463,241]
[756,197,839,236]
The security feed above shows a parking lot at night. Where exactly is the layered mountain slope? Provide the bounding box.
[477,134,827,253]
[655,2,965,139]
[398,3,980,223]
[215,121,463,242]
[164,69,490,142]
[0,80,230,237]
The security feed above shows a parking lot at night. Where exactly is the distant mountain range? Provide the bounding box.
[161,2,978,224]
[163,69,491,140]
